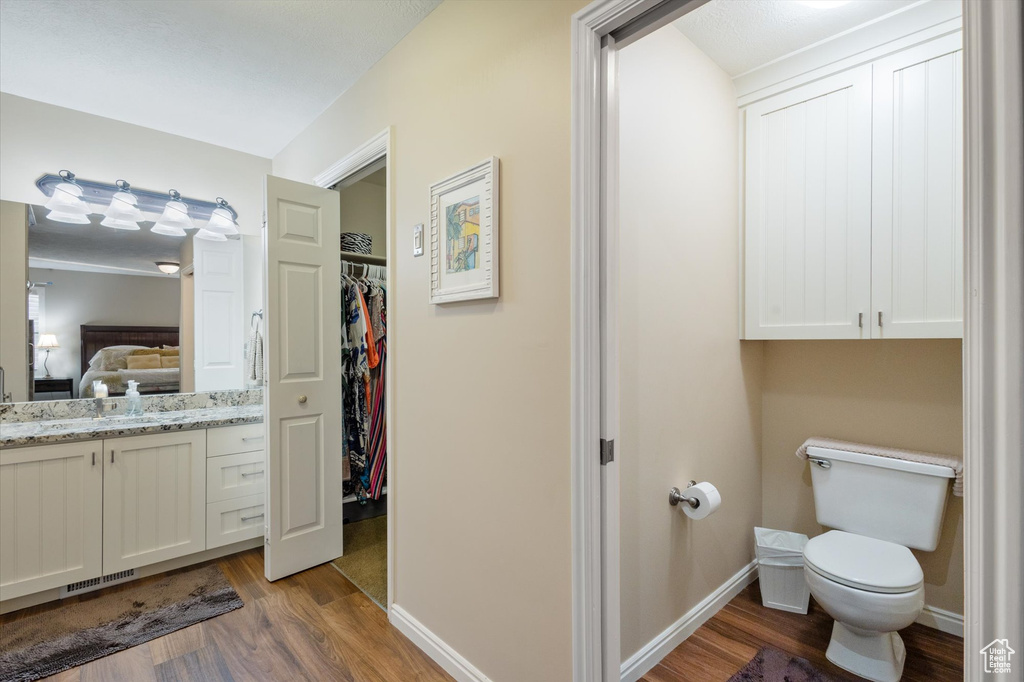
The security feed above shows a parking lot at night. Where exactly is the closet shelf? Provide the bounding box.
[341,251,386,265]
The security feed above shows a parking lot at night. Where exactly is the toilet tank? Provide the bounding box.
[807,446,954,551]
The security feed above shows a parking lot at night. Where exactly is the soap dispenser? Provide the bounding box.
[125,380,143,417]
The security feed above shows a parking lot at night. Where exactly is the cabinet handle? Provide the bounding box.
[298,395,307,404]
[241,436,264,442]
[241,470,265,477]
[241,513,265,522]
[110,450,114,464]
[92,452,96,466]
[878,311,883,327]
[858,312,863,329]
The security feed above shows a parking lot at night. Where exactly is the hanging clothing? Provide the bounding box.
[341,270,387,503]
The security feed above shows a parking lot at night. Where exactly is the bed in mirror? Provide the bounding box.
[5,204,246,401]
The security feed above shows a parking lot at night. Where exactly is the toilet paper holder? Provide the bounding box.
[669,481,701,509]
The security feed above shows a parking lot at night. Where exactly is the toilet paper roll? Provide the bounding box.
[681,482,721,520]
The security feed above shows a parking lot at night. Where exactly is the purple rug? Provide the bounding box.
[728,646,841,682]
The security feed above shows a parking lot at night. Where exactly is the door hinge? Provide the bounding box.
[600,438,614,466]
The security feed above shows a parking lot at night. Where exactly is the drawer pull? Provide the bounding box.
[242,435,264,442]
[241,470,265,477]
[241,513,264,522]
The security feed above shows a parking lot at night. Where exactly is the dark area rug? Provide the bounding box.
[729,646,841,682]
[0,563,243,682]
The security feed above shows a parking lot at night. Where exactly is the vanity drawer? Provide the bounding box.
[206,494,264,549]
[206,451,265,503]
[207,423,264,457]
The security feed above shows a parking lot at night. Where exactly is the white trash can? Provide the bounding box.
[754,527,810,614]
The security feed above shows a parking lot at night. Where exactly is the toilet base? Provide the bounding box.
[825,621,906,682]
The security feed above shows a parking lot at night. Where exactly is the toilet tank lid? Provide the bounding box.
[806,446,955,478]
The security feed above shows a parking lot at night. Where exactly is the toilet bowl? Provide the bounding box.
[803,530,925,682]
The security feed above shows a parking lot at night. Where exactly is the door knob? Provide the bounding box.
[298,395,307,404]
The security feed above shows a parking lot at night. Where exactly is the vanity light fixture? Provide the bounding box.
[194,228,228,242]
[100,179,145,230]
[155,261,181,274]
[203,197,240,236]
[150,190,193,237]
[44,170,90,224]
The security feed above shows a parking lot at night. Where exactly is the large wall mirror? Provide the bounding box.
[1,195,247,402]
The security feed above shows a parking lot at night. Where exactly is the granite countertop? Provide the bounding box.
[0,404,263,449]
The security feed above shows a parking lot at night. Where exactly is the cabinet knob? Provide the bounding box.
[298,395,307,404]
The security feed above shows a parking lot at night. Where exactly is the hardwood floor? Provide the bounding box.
[4,560,963,682]
[641,582,964,682]
[1,549,452,682]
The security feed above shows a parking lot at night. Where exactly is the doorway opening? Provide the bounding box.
[329,156,389,610]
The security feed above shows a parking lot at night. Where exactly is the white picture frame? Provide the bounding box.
[429,157,499,304]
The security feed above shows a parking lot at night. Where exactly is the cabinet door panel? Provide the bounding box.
[872,34,963,338]
[743,65,872,339]
[0,442,102,600]
[103,431,206,573]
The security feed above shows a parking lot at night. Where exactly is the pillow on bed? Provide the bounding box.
[163,345,180,351]
[129,348,179,357]
[160,356,180,368]
[126,354,161,370]
[88,345,149,371]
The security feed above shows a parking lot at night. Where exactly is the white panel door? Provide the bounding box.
[194,236,245,390]
[743,65,873,339]
[263,175,343,581]
[871,34,963,339]
[103,431,206,573]
[0,441,102,600]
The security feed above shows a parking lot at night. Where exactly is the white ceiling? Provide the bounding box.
[0,0,441,158]
[674,0,922,77]
[28,206,186,278]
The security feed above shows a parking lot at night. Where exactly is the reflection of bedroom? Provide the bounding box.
[29,267,180,398]
[20,201,246,400]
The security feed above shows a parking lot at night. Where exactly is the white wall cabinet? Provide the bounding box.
[0,441,103,600]
[102,431,207,573]
[744,66,873,339]
[742,34,963,340]
[871,34,963,338]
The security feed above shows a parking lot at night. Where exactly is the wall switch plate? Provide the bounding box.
[413,223,424,256]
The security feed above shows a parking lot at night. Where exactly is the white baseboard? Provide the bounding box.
[620,561,759,682]
[390,603,493,682]
[916,604,964,638]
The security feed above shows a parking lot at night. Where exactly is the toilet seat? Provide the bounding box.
[804,531,923,594]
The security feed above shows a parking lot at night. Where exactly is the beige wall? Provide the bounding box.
[0,201,29,402]
[0,93,269,328]
[617,26,764,660]
[339,176,386,258]
[27,267,181,396]
[272,1,584,679]
[761,339,964,614]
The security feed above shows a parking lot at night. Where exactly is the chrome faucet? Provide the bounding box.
[93,397,107,420]
[0,366,10,403]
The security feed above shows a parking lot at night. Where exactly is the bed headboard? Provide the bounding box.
[80,325,180,376]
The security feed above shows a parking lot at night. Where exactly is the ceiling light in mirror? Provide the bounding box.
[45,209,90,224]
[194,228,227,242]
[156,261,181,274]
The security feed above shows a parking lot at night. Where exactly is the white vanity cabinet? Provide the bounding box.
[205,423,265,549]
[102,431,207,573]
[0,441,103,601]
[741,33,964,340]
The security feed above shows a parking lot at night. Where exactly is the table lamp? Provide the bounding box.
[38,333,59,378]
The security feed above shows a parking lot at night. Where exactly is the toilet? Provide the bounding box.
[802,446,954,682]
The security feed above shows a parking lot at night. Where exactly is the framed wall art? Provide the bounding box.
[429,157,499,304]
